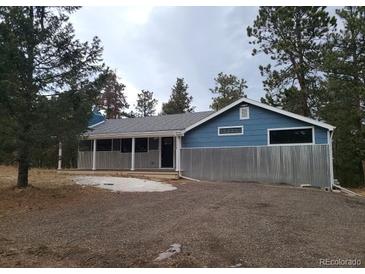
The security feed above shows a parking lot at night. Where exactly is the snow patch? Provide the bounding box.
[73,176,176,192]
[154,244,182,261]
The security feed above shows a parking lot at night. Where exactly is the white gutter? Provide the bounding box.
[88,120,105,128]
[83,130,184,139]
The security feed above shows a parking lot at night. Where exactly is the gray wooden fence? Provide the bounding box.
[181,145,331,187]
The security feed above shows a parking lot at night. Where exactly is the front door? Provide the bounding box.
[161,137,174,168]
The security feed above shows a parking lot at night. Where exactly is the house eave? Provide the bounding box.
[82,130,184,140]
[184,97,335,133]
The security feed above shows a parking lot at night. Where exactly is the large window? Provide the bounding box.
[136,138,148,152]
[96,139,112,151]
[121,138,132,153]
[79,140,93,151]
[218,126,244,136]
[269,128,313,145]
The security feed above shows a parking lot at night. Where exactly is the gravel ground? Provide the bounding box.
[0,174,364,267]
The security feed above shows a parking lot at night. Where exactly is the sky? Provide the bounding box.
[70,6,268,113]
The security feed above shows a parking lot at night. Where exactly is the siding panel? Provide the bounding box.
[183,104,329,147]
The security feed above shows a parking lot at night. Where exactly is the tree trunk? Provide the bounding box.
[17,148,29,188]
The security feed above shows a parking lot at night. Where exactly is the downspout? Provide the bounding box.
[328,130,335,191]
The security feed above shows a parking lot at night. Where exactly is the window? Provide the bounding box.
[79,140,93,151]
[112,139,121,151]
[96,139,112,151]
[148,138,159,150]
[121,138,132,153]
[218,126,244,136]
[240,106,250,120]
[136,138,148,153]
[268,128,313,145]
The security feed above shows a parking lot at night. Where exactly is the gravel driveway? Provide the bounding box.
[0,179,364,267]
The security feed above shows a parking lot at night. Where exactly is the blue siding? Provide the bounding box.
[88,111,105,127]
[183,104,328,148]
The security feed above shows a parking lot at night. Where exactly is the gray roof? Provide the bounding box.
[86,111,214,136]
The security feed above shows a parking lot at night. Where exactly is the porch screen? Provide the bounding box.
[112,139,121,151]
[121,139,132,153]
[148,138,159,150]
[136,138,148,152]
[96,139,112,151]
[79,140,93,151]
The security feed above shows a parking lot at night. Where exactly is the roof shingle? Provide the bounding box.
[86,111,213,136]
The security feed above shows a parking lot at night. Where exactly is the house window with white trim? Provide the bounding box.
[218,126,244,136]
[268,128,313,145]
[239,106,249,120]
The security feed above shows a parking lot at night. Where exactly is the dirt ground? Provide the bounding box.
[0,166,364,267]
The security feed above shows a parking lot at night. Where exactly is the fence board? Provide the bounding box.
[181,145,330,187]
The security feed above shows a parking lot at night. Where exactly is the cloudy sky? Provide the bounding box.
[70,6,267,112]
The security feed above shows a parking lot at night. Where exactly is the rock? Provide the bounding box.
[154,244,182,261]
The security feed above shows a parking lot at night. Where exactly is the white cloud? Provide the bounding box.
[125,6,154,25]
[70,7,266,112]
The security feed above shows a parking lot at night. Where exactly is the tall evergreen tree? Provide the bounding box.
[135,89,158,117]
[320,7,365,186]
[162,78,194,114]
[0,7,105,187]
[247,7,336,117]
[209,72,247,111]
[97,70,129,119]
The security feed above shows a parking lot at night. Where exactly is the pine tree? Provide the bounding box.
[0,7,105,187]
[97,70,129,119]
[162,78,194,114]
[210,72,247,111]
[320,7,365,186]
[136,90,158,117]
[247,7,336,117]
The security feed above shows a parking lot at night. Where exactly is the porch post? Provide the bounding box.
[175,135,181,172]
[57,141,62,170]
[158,137,162,168]
[92,139,96,171]
[131,137,135,171]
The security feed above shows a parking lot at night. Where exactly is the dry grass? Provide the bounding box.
[0,165,73,189]
[351,187,365,197]
[0,165,84,219]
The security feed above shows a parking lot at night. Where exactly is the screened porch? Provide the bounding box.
[76,136,182,171]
